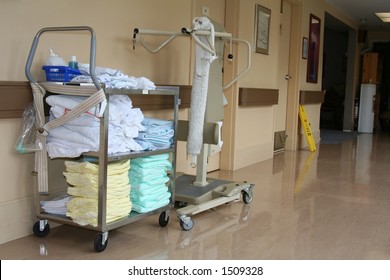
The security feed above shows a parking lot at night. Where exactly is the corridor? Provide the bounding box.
[1,131,390,260]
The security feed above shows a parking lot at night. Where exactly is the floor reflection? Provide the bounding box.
[2,132,390,259]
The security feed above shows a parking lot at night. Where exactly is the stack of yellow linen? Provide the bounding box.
[64,160,132,226]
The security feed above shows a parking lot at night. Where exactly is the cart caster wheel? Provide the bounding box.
[159,211,170,227]
[33,220,50,237]
[242,190,253,204]
[94,233,108,252]
[180,217,194,231]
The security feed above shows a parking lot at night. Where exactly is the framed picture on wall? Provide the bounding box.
[255,4,271,54]
[307,14,321,83]
[302,37,308,59]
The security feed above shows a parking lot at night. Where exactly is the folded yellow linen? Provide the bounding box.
[67,184,130,200]
[66,196,131,226]
[64,159,130,175]
[64,171,129,189]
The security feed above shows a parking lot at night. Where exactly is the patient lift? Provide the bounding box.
[133,17,254,230]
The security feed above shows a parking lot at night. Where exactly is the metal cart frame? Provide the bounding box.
[25,26,179,252]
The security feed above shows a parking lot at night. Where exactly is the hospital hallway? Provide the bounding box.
[1,131,390,260]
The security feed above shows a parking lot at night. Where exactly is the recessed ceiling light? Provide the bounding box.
[375,12,390,22]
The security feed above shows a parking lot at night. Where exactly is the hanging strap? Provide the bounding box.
[30,83,48,194]
[191,17,217,59]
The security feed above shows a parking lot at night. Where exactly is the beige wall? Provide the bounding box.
[0,0,223,244]
[222,0,331,169]
[0,0,359,244]
[1,0,193,83]
[0,119,36,243]
[233,0,280,169]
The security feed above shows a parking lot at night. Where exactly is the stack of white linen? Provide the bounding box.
[64,160,132,226]
[46,94,145,158]
[40,194,71,215]
[72,63,156,90]
[135,117,174,151]
[129,154,172,213]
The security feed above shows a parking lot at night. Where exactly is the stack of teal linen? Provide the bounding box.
[129,154,172,213]
[64,160,132,226]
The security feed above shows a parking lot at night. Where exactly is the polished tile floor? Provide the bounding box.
[1,131,390,260]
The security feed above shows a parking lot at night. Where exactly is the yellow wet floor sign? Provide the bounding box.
[298,105,316,152]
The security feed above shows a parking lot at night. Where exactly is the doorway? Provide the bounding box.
[322,13,357,132]
[277,0,302,151]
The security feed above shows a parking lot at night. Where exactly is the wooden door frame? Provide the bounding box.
[284,0,302,151]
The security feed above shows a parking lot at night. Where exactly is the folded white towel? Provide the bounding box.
[40,194,71,215]
[46,137,92,158]
[46,94,135,125]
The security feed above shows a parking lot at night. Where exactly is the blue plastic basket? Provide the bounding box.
[42,66,81,82]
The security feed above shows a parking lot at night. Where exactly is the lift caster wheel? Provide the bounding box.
[94,233,108,252]
[159,211,170,227]
[180,217,194,231]
[33,220,50,237]
[242,189,253,204]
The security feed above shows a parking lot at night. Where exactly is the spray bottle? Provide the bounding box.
[68,56,78,69]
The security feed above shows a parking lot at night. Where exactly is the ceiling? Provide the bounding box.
[325,0,390,31]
